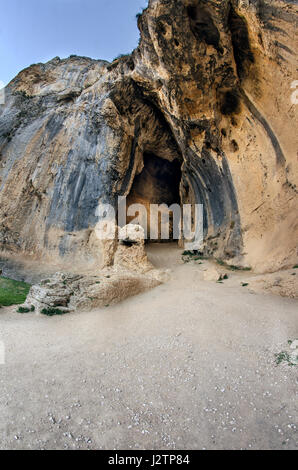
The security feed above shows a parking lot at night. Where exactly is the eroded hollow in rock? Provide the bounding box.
[187,3,222,53]
[220,89,241,115]
[228,5,255,79]
[126,152,182,242]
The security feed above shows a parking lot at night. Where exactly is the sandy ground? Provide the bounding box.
[0,245,297,450]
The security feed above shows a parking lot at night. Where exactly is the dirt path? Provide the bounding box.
[0,245,297,450]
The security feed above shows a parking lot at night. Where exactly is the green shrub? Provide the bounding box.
[182,250,208,263]
[41,307,67,316]
[17,307,30,313]
[18,306,35,313]
[216,259,225,266]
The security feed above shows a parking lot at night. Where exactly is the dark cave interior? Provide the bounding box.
[126,153,182,242]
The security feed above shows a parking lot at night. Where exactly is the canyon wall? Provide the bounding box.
[0,0,297,272]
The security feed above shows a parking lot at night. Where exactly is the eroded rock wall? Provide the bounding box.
[0,0,297,272]
[131,0,298,271]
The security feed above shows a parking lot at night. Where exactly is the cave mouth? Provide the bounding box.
[126,152,182,243]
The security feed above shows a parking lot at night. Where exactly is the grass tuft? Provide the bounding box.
[216,259,252,271]
[182,251,208,263]
[275,351,290,365]
[0,277,31,307]
[275,351,297,367]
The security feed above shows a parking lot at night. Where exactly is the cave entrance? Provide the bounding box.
[126,152,182,243]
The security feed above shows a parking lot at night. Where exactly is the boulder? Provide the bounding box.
[20,225,164,314]
[114,225,154,274]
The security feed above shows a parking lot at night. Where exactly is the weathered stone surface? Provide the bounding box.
[92,221,119,267]
[24,273,83,313]
[21,224,163,313]
[115,225,154,273]
[0,0,297,273]
[23,270,162,314]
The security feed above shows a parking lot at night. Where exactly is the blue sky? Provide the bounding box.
[0,0,148,85]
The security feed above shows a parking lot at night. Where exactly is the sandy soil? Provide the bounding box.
[0,245,297,450]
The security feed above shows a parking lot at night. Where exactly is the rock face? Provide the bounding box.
[115,225,154,273]
[22,225,165,313]
[0,0,297,273]
[23,269,162,314]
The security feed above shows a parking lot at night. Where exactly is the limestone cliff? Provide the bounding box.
[0,0,297,272]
